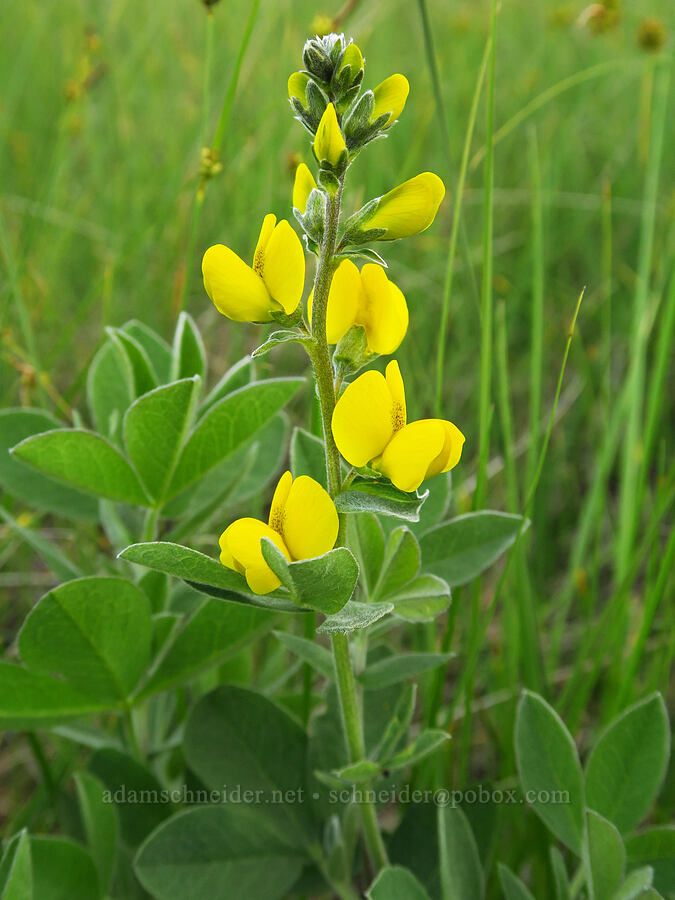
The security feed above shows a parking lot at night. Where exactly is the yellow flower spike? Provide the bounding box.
[202,214,305,322]
[372,74,410,126]
[288,71,309,104]
[366,172,446,240]
[314,103,347,167]
[293,163,317,214]
[219,471,339,594]
[308,259,361,343]
[331,360,465,492]
[356,264,409,355]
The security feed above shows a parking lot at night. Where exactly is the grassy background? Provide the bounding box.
[1,0,673,887]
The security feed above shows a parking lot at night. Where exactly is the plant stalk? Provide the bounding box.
[308,174,388,874]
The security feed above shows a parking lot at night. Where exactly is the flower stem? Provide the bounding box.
[331,632,389,872]
[309,181,344,497]
[308,175,388,875]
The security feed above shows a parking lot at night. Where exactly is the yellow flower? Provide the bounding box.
[314,103,347,167]
[365,172,445,240]
[202,214,305,322]
[372,74,409,126]
[340,42,364,75]
[219,471,339,594]
[288,71,309,105]
[293,163,318,214]
[309,260,408,355]
[331,360,464,492]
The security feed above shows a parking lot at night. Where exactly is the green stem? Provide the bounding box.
[176,0,260,315]
[434,36,491,416]
[309,182,344,498]
[308,175,388,875]
[474,0,498,510]
[331,633,389,873]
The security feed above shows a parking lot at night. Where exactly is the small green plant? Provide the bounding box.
[0,28,672,900]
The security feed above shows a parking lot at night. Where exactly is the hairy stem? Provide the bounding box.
[308,176,388,874]
[332,633,389,872]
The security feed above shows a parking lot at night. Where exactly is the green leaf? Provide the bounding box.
[167,378,303,498]
[0,409,97,519]
[0,663,106,729]
[367,866,432,899]
[420,511,527,586]
[274,630,334,680]
[550,847,570,900]
[348,513,385,597]
[359,653,453,690]
[584,810,625,900]
[251,328,312,358]
[317,600,393,634]
[171,311,206,380]
[138,597,274,697]
[122,320,173,383]
[18,577,152,704]
[29,837,100,900]
[183,685,313,841]
[261,540,358,614]
[0,830,32,900]
[200,356,254,415]
[335,479,428,521]
[11,429,149,505]
[438,805,484,900]
[388,574,451,622]
[515,691,585,854]
[0,506,81,581]
[613,867,654,900]
[89,748,171,846]
[123,377,200,502]
[386,729,449,773]
[498,864,535,900]
[625,827,675,898]
[86,339,134,440]
[109,327,157,396]
[228,413,288,504]
[585,693,670,834]
[134,806,305,900]
[290,426,327,488]
[73,771,117,894]
[118,541,300,612]
[374,527,420,599]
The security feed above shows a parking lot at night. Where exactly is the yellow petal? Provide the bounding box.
[429,419,466,475]
[325,259,361,343]
[340,42,363,75]
[378,420,447,492]
[385,359,407,429]
[372,74,409,126]
[288,71,309,103]
[366,172,446,240]
[253,213,277,273]
[260,220,305,315]
[357,264,409,355]
[202,244,273,322]
[293,163,317,214]
[281,475,339,560]
[268,470,293,532]
[332,369,396,467]
[221,517,290,594]
[314,103,347,167]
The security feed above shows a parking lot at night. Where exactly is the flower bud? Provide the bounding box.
[313,103,348,170]
[371,74,409,126]
[351,172,446,242]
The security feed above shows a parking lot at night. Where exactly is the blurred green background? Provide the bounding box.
[1,0,673,772]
